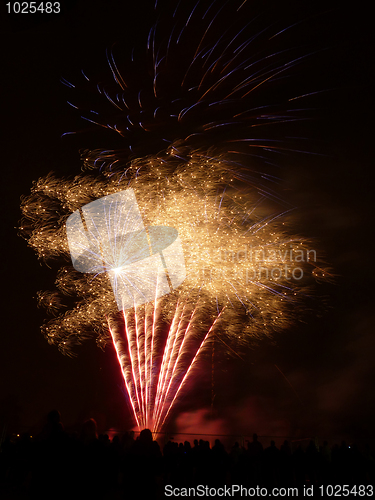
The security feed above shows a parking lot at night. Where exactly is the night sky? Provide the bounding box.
[1,0,374,444]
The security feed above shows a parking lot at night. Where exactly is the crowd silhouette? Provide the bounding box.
[1,411,374,499]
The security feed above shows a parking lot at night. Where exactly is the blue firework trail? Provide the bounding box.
[61,0,322,199]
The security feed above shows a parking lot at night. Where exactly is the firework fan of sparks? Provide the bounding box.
[20,1,330,432]
[20,152,329,431]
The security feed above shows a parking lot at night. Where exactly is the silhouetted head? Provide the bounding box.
[81,418,98,443]
[47,409,61,424]
[139,428,153,444]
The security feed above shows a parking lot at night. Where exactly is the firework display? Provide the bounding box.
[20,1,328,432]
[20,153,327,432]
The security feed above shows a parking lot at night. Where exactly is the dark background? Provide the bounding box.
[1,0,374,443]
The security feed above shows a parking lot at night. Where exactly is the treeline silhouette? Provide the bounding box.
[1,411,374,499]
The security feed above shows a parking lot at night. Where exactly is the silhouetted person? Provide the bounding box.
[305,440,319,483]
[263,440,280,486]
[211,439,229,485]
[320,440,331,484]
[246,434,263,484]
[125,429,162,498]
[80,417,98,444]
[37,409,65,442]
[280,440,294,485]
[292,444,305,486]
[247,433,263,459]
[230,441,245,482]
[77,418,107,500]
[30,410,70,500]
